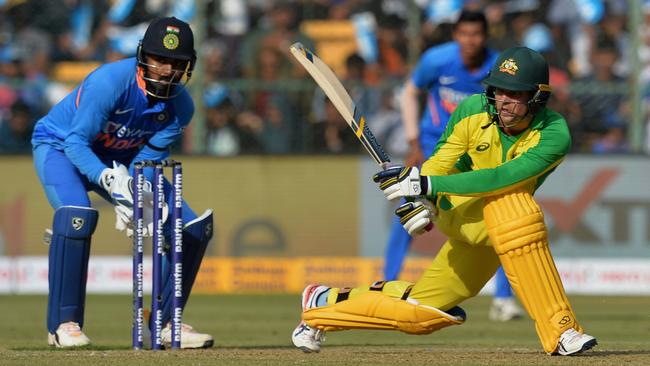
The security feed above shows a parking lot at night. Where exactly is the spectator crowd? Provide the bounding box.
[1,0,649,155]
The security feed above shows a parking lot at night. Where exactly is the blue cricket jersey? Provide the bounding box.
[32,57,194,184]
[411,42,497,154]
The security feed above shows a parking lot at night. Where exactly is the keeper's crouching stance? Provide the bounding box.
[32,17,215,349]
[292,47,596,356]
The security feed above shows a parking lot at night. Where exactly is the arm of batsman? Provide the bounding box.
[395,198,437,236]
[372,166,432,201]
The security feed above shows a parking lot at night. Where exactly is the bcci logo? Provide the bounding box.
[499,58,519,75]
[163,26,180,50]
[205,223,213,237]
[155,111,169,123]
[72,217,85,231]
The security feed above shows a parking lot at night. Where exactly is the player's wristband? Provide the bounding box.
[421,176,433,196]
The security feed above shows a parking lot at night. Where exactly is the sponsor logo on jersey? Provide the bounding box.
[476,142,490,152]
[96,121,155,150]
[115,108,134,115]
[439,75,457,85]
[103,121,154,138]
[95,133,147,150]
[438,87,473,114]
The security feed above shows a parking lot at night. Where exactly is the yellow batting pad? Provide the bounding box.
[484,189,582,353]
[302,291,465,335]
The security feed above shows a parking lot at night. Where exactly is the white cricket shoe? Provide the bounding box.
[489,297,524,322]
[292,322,325,353]
[161,322,214,349]
[291,284,329,353]
[555,328,597,355]
[47,321,91,348]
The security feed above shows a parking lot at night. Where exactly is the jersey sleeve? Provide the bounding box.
[428,114,571,198]
[420,97,474,176]
[452,153,473,173]
[411,45,449,89]
[63,68,124,183]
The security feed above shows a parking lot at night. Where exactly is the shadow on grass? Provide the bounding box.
[9,343,446,352]
[579,350,650,357]
[11,345,650,358]
[11,345,137,351]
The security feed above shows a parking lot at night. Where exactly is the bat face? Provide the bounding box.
[290,42,390,168]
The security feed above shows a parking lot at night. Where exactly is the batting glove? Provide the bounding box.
[395,198,437,236]
[373,166,432,201]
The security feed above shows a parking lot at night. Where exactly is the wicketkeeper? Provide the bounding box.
[291,46,597,356]
[32,17,213,348]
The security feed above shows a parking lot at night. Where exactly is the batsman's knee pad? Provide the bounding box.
[484,189,581,353]
[162,209,213,322]
[303,291,465,334]
[47,206,98,333]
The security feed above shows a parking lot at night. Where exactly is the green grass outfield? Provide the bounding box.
[1,294,649,366]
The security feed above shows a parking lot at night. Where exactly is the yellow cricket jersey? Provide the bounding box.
[421,94,571,245]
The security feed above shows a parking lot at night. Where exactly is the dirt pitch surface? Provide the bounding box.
[1,294,649,366]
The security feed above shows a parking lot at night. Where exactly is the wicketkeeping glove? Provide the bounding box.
[395,198,437,236]
[114,189,168,238]
[100,161,167,237]
[373,166,432,201]
[99,161,143,207]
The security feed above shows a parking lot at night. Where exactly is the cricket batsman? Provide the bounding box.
[32,17,213,348]
[291,46,597,356]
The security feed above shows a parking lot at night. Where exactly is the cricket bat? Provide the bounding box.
[289,42,391,168]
